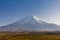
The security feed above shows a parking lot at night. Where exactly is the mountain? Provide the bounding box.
[0,16,60,32]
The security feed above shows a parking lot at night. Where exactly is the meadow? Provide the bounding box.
[0,32,60,40]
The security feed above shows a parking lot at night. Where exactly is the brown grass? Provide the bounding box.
[0,32,60,40]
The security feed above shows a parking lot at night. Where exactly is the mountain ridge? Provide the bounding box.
[0,16,60,32]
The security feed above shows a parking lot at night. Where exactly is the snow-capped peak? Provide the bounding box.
[21,16,41,22]
[17,16,42,24]
[33,16,41,21]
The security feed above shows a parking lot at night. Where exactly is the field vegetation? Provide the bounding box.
[0,32,60,40]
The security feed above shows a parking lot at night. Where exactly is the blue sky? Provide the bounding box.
[0,0,60,26]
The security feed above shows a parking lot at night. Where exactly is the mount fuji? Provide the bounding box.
[0,16,60,32]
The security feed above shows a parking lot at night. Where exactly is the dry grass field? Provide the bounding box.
[0,32,60,40]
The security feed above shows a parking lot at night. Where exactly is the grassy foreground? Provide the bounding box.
[0,32,60,40]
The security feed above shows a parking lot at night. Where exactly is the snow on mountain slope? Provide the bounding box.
[17,16,47,24]
[0,16,60,31]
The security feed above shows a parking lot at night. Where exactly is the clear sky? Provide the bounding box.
[0,0,60,26]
